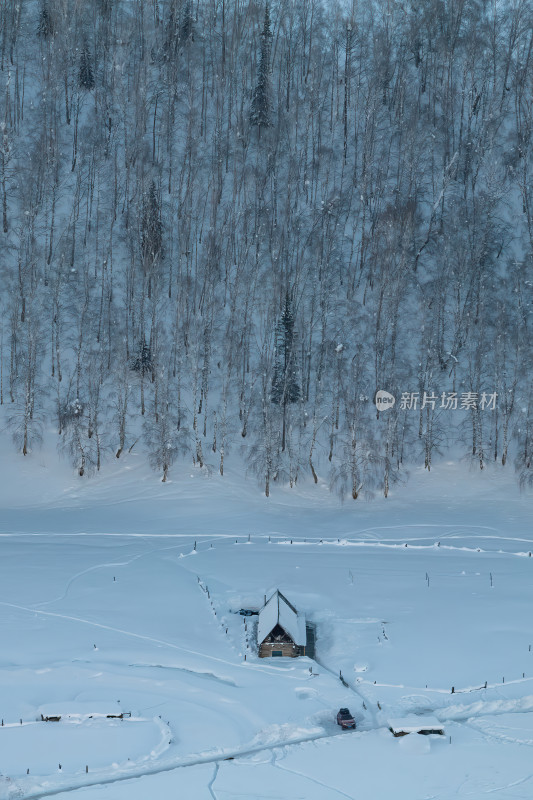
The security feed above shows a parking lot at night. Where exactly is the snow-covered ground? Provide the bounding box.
[1,450,532,799]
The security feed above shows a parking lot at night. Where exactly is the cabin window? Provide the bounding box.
[272,650,283,657]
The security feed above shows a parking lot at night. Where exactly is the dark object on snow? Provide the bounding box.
[337,708,356,729]
[305,622,316,659]
[41,714,61,722]
[239,608,258,616]
[388,716,444,737]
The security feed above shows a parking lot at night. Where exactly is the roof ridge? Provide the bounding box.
[276,589,298,615]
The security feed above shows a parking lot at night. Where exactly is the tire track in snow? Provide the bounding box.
[0,597,314,683]
[31,540,202,609]
[32,561,142,609]
[312,654,378,730]
[272,745,356,800]
[336,523,502,542]
[207,763,219,800]
[0,599,246,675]
[482,774,533,794]
[18,726,353,800]
[464,718,533,749]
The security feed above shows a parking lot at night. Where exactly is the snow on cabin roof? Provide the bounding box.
[257,591,306,646]
[388,715,444,734]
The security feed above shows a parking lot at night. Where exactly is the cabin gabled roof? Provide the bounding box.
[257,590,306,646]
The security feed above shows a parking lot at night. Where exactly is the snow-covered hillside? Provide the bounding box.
[1,0,532,498]
[0,458,532,798]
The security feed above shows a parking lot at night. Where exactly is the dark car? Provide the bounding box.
[238,609,258,616]
[337,708,356,729]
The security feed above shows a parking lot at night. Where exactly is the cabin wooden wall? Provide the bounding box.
[259,642,298,658]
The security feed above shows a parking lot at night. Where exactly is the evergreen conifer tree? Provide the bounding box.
[250,4,272,128]
[271,292,301,407]
[78,42,95,90]
[37,3,54,37]
[97,0,113,19]
[131,339,153,376]
[271,292,301,452]
[163,7,178,60]
[180,0,194,43]
[141,181,163,265]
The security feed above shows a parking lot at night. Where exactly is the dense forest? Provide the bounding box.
[1,0,532,497]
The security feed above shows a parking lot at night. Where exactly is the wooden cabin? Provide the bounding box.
[257,590,306,658]
[388,716,445,737]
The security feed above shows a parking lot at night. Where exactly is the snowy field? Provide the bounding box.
[1,451,533,799]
